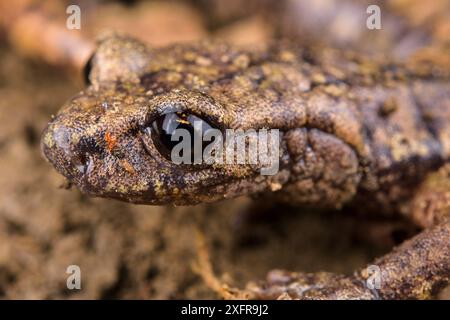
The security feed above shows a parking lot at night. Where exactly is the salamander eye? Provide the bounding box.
[145,112,215,162]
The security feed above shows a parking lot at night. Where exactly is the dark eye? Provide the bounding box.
[83,54,94,85]
[146,112,216,163]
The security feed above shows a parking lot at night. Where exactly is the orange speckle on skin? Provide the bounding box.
[105,131,117,152]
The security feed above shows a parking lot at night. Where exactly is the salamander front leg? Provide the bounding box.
[246,217,450,299]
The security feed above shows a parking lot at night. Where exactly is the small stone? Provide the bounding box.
[311,73,327,85]
[323,84,345,97]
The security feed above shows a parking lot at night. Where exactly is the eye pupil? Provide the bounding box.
[151,113,184,152]
[149,112,214,162]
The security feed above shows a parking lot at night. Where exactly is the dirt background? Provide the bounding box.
[0,0,448,299]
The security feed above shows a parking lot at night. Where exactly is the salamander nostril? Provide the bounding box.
[48,124,100,175]
[77,136,102,155]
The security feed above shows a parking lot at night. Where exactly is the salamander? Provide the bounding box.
[41,34,450,299]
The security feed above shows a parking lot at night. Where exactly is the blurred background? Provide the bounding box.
[0,0,448,299]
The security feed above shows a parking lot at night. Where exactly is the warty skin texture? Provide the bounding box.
[41,35,450,299]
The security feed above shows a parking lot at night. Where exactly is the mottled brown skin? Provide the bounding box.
[41,34,450,299]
